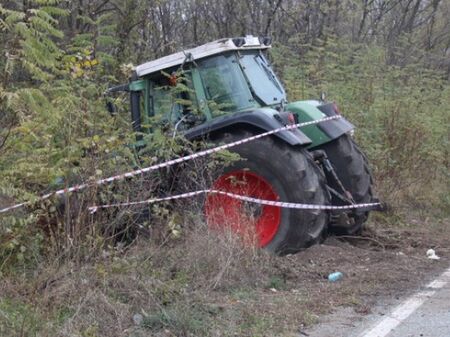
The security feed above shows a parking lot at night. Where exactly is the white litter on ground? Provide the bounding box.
[427,249,440,260]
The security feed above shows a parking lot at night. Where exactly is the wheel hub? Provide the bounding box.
[204,170,281,247]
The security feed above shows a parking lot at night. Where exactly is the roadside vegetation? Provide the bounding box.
[0,1,449,336]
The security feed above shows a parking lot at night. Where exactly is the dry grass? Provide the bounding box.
[1,211,449,337]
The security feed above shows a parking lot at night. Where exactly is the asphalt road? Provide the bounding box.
[386,283,450,337]
[305,266,450,337]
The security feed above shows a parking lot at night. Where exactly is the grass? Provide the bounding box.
[1,205,449,337]
[0,298,52,337]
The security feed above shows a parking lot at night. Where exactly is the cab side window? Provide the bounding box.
[150,75,182,123]
[149,71,197,124]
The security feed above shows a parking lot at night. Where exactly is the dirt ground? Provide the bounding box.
[223,217,450,336]
[280,226,450,334]
[1,214,449,337]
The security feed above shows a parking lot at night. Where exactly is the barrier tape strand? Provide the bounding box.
[88,189,380,213]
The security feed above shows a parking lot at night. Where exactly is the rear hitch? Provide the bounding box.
[311,150,355,205]
[311,149,386,213]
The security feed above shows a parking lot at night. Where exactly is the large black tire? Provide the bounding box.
[205,129,329,255]
[316,134,375,234]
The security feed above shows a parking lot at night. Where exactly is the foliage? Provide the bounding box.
[0,1,134,270]
[272,35,450,212]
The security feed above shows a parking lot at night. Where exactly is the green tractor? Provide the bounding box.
[107,36,380,255]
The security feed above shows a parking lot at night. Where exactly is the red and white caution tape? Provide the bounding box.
[88,189,380,213]
[0,116,341,215]
[0,201,29,214]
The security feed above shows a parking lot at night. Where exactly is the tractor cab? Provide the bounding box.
[108,36,290,132]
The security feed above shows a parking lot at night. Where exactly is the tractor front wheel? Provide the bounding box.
[205,129,329,255]
[316,134,375,235]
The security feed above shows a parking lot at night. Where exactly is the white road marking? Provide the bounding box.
[359,265,450,337]
[427,279,447,289]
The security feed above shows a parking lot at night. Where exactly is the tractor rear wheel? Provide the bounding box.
[317,134,375,234]
[205,129,329,255]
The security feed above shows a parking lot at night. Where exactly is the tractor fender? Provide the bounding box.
[287,101,354,148]
[316,102,355,139]
[184,109,312,146]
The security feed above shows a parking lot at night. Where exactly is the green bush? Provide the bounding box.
[272,36,449,214]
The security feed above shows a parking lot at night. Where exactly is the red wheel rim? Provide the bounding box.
[204,170,281,247]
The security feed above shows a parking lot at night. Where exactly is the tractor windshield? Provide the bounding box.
[198,54,257,114]
[145,50,287,121]
[239,52,286,106]
[197,51,286,114]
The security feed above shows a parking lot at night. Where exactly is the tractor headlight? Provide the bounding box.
[259,36,272,46]
[232,38,246,47]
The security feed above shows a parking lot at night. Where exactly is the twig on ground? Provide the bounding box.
[336,235,386,249]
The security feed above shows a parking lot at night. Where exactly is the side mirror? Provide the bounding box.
[106,101,117,115]
[104,83,130,116]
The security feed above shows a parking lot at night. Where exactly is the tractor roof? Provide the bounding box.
[135,35,271,78]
